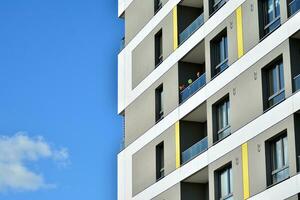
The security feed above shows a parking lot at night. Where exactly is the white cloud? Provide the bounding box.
[0,132,69,192]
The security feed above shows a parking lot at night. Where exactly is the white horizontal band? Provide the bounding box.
[249,174,300,200]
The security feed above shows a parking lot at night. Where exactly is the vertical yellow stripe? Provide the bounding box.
[175,121,180,168]
[172,6,178,50]
[242,143,250,199]
[236,6,244,58]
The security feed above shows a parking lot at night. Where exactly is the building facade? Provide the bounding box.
[117,0,300,199]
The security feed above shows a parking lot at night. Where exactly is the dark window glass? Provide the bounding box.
[267,134,289,185]
[264,60,285,109]
[211,30,228,78]
[154,0,162,14]
[155,85,164,122]
[288,0,300,17]
[210,0,227,15]
[156,142,164,180]
[261,0,281,37]
[216,164,233,200]
[215,97,230,142]
[155,30,163,67]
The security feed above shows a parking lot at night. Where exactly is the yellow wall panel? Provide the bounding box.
[242,143,250,199]
[236,6,244,58]
[173,6,178,50]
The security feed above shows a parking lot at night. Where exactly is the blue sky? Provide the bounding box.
[0,1,123,199]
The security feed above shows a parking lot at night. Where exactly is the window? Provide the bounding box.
[156,142,164,180]
[214,96,230,142]
[288,0,300,17]
[155,30,163,67]
[211,30,228,78]
[210,0,227,15]
[155,85,164,122]
[263,59,285,110]
[216,164,233,200]
[266,133,289,185]
[154,0,162,14]
[259,0,281,38]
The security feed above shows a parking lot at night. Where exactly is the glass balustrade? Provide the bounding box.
[180,73,206,103]
[179,13,204,45]
[294,74,300,92]
[182,137,208,164]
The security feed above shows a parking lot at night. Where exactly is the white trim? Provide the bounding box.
[249,174,300,200]
[118,0,247,113]
[118,0,181,112]
[129,92,300,200]
[118,0,126,17]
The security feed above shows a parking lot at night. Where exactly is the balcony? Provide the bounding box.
[179,40,206,103]
[178,0,204,45]
[179,13,204,45]
[294,74,300,92]
[180,102,207,165]
[288,0,300,17]
[180,73,206,103]
[181,167,209,200]
[182,137,208,164]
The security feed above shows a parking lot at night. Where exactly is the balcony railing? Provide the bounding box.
[294,74,300,92]
[288,0,300,17]
[120,37,125,52]
[179,13,204,45]
[182,137,208,164]
[180,73,206,103]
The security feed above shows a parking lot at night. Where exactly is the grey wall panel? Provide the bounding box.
[241,0,260,54]
[248,116,297,196]
[132,11,174,89]
[208,147,243,200]
[125,0,169,44]
[151,183,181,200]
[132,125,176,195]
[125,64,179,146]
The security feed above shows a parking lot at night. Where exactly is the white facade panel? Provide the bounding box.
[249,174,300,200]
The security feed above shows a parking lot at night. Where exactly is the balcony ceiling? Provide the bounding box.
[181,41,205,64]
[180,0,203,8]
[183,102,206,122]
[184,166,208,183]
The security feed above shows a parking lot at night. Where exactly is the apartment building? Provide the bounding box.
[117,0,300,199]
